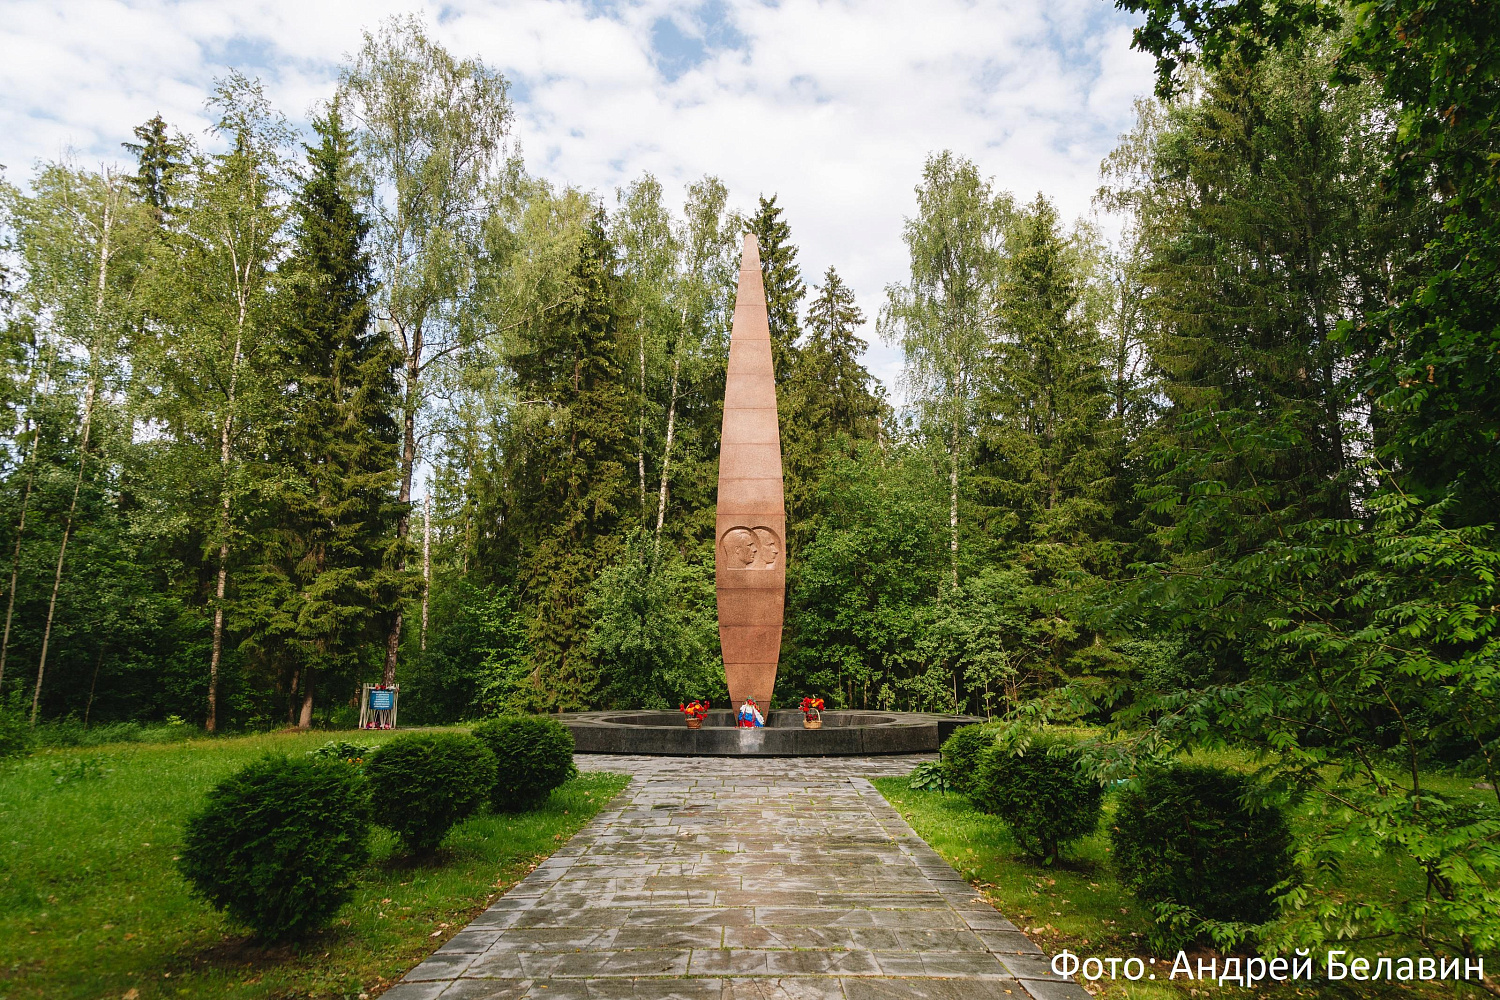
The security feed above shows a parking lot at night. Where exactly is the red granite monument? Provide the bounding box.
[716,234,786,707]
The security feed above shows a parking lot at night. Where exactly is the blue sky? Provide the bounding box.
[0,0,1155,391]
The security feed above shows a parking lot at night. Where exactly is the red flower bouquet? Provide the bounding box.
[799,697,824,729]
[679,699,710,729]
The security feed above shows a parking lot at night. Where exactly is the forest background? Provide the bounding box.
[2,0,1499,967]
[0,3,1495,773]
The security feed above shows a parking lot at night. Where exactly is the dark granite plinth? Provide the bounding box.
[558,710,984,756]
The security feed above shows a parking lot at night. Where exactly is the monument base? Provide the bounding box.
[558,710,983,756]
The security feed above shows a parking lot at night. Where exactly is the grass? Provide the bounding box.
[0,727,629,1000]
[875,747,1489,1000]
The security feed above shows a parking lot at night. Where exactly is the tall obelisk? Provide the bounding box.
[716,234,786,706]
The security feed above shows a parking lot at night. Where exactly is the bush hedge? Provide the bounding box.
[471,715,577,812]
[971,731,1102,862]
[1112,764,1294,933]
[939,723,996,797]
[177,754,371,940]
[365,732,496,851]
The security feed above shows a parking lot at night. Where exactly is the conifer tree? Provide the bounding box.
[780,267,885,543]
[121,115,186,222]
[240,107,402,729]
[978,195,1114,577]
[745,195,804,383]
[800,267,883,443]
[501,212,633,710]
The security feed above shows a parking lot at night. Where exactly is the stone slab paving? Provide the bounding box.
[383,756,1088,1000]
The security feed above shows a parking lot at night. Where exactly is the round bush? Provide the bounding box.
[471,715,577,812]
[971,732,1103,862]
[177,754,371,940]
[365,732,497,851]
[1112,764,1294,927]
[940,724,997,796]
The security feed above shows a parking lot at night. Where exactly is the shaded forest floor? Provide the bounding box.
[0,726,629,1000]
[874,751,1490,1000]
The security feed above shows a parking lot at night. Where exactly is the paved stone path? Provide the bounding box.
[384,756,1087,1000]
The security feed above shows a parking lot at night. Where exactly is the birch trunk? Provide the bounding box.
[32,182,117,725]
[653,350,684,549]
[638,322,647,517]
[948,417,960,589]
[0,418,40,690]
[32,376,96,724]
[83,645,105,727]
[205,282,248,733]
[421,494,431,651]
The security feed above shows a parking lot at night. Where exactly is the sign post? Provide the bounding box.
[358,684,400,730]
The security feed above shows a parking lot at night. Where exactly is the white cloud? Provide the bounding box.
[0,0,1156,396]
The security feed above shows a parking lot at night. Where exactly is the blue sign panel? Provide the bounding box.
[369,689,395,711]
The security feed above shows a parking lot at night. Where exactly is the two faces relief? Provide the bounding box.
[719,526,782,571]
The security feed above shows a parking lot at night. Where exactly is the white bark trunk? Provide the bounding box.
[206,290,247,733]
[0,417,40,691]
[421,494,431,651]
[32,182,117,725]
[949,417,960,590]
[653,351,683,549]
[32,378,96,724]
[638,322,647,517]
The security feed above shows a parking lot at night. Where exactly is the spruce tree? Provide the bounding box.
[745,195,805,383]
[501,212,633,710]
[780,267,886,544]
[242,106,402,728]
[978,195,1114,578]
[800,267,883,443]
[121,115,185,222]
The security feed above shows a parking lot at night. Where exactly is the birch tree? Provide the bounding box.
[339,15,511,686]
[8,163,150,722]
[881,152,1008,588]
[611,174,677,525]
[137,74,290,731]
[0,287,49,692]
[656,177,737,548]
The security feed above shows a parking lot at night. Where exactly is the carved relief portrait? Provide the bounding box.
[721,527,760,568]
[752,527,780,569]
[720,526,781,570]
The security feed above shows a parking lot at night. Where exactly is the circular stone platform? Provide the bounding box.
[558,709,982,756]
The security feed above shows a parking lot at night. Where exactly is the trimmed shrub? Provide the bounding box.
[177,754,371,940]
[971,731,1103,862]
[1112,764,1294,934]
[939,724,996,797]
[471,715,577,812]
[365,732,496,851]
[307,739,376,762]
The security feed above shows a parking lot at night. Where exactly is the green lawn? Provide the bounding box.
[0,728,628,1000]
[875,751,1485,1000]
